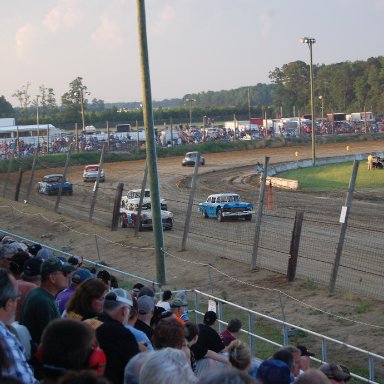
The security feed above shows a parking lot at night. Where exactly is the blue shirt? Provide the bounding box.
[0,321,37,383]
[125,324,154,350]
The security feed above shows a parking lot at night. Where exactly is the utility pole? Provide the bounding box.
[137,0,166,284]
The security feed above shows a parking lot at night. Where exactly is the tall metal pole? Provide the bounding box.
[137,0,166,284]
[80,90,85,131]
[36,95,40,150]
[309,40,316,166]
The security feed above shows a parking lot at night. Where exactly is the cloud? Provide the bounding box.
[91,17,124,48]
[15,23,36,59]
[150,4,176,35]
[43,0,82,32]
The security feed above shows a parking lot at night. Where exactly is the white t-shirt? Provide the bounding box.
[156,300,171,310]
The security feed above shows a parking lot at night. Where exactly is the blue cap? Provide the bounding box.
[71,268,94,285]
[256,359,291,384]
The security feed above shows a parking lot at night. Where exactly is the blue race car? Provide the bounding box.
[37,174,73,195]
[198,193,253,222]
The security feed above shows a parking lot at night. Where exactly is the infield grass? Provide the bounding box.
[278,161,384,191]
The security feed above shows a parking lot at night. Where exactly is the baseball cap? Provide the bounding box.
[138,286,155,298]
[40,257,75,278]
[170,298,187,308]
[68,255,84,267]
[203,311,217,326]
[105,288,133,306]
[320,363,351,381]
[23,257,43,278]
[297,345,315,357]
[71,268,94,285]
[137,295,155,314]
[256,359,291,384]
[36,248,54,261]
[28,243,42,256]
[132,282,144,293]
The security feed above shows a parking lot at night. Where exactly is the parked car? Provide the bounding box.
[182,151,205,166]
[121,188,167,210]
[83,164,105,182]
[198,193,253,222]
[36,174,73,195]
[119,202,173,230]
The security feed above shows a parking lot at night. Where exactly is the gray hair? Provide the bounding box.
[0,268,17,308]
[124,351,156,384]
[198,367,257,384]
[294,369,331,384]
[139,348,196,384]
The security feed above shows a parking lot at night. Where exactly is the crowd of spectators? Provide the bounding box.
[0,231,354,384]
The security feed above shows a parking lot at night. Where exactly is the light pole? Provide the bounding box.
[186,97,196,126]
[36,95,40,149]
[300,37,316,166]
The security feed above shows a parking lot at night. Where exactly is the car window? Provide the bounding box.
[211,197,216,203]
[144,191,150,197]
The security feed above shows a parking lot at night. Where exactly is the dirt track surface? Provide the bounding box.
[2,140,384,370]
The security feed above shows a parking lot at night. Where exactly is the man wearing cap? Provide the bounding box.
[170,297,187,325]
[320,363,351,383]
[96,288,140,384]
[20,257,75,344]
[56,268,93,314]
[134,295,155,340]
[297,344,315,372]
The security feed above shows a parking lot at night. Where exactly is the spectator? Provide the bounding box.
[20,257,75,344]
[367,153,373,170]
[296,345,315,372]
[152,316,185,350]
[276,345,302,378]
[56,268,94,314]
[156,290,172,310]
[131,283,144,299]
[294,369,331,384]
[0,268,37,383]
[135,295,155,341]
[220,318,242,347]
[139,347,196,384]
[28,243,42,257]
[272,349,295,383]
[96,288,140,384]
[319,363,351,383]
[124,351,155,384]
[38,318,106,383]
[170,297,187,324]
[198,367,257,384]
[138,285,155,298]
[227,339,252,372]
[67,255,84,269]
[194,311,225,353]
[126,297,154,350]
[65,278,108,329]
[256,359,291,384]
[0,244,17,270]
[97,270,111,289]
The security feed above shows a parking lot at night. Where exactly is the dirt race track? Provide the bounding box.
[1,140,384,373]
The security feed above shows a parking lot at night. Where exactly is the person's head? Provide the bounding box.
[227,318,242,335]
[139,347,196,384]
[67,255,84,269]
[124,351,156,384]
[103,288,133,324]
[39,318,106,382]
[66,278,108,317]
[97,270,111,288]
[40,257,75,293]
[0,244,16,270]
[203,311,217,326]
[131,283,144,298]
[22,257,43,283]
[184,321,199,345]
[198,367,257,384]
[28,243,42,256]
[152,316,186,350]
[320,363,351,384]
[294,369,331,384]
[137,295,155,319]
[9,251,31,278]
[278,345,301,376]
[256,359,291,384]
[162,290,172,301]
[138,285,155,298]
[273,349,294,371]
[70,268,94,287]
[0,268,19,324]
[296,345,315,372]
[170,298,186,316]
[228,339,252,371]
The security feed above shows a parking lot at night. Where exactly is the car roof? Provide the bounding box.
[128,188,150,193]
[208,193,240,198]
[84,164,100,169]
[44,174,64,178]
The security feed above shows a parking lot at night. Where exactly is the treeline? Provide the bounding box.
[1,56,384,128]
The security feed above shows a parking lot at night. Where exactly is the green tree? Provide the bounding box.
[0,96,14,117]
[61,77,89,123]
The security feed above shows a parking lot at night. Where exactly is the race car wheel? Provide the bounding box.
[217,208,223,222]
[202,209,208,218]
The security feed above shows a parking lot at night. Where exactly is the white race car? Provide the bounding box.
[121,189,167,210]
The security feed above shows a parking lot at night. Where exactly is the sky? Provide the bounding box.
[2,0,384,107]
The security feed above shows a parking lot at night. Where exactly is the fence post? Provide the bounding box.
[287,211,304,282]
[181,152,200,251]
[3,150,15,198]
[111,183,124,231]
[25,147,38,203]
[251,156,269,269]
[54,144,72,213]
[134,164,148,236]
[14,168,24,202]
[89,144,105,223]
[329,160,359,293]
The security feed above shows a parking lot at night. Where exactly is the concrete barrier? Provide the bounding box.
[265,151,384,190]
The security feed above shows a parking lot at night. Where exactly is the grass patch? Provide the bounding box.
[278,162,384,191]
